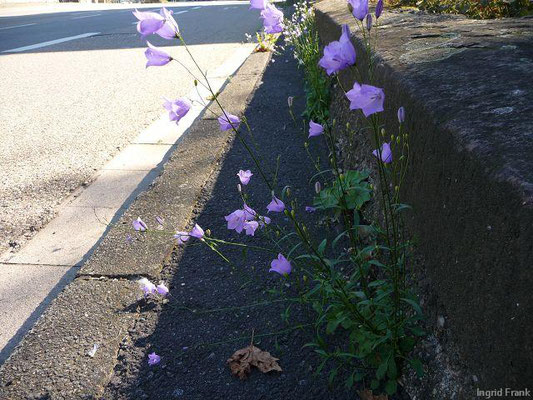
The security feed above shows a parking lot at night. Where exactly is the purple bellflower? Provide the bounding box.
[132,217,147,232]
[133,8,179,39]
[156,283,169,296]
[225,209,247,233]
[270,253,292,275]
[163,97,191,123]
[237,169,253,185]
[346,82,385,117]
[156,8,180,40]
[348,0,369,20]
[267,195,285,213]
[250,0,267,10]
[174,231,189,245]
[189,224,205,239]
[139,277,156,295]
[372,142,393,164]
[375,0,384,18]
[218,113,241,131]
[145,42,172,68]
[308,120,324,137]
[318,24,356,75]
[148,352,161,366]
[244,220,259,236]
[261,4,284,34]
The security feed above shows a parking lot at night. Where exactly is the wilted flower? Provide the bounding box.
[132,217,147,232]
[244,220,259,236]
[305,206,316,213]
[269,253,292,275]
[138,277,156,295]
[249,0,267,10]
[218,113,241,131]
[318,24,356,75]
[375,0,384,18]
[267,195,285,213]
[308,120,324,138]
[348,0,369,20]
[189,224,205,239]
[145,42,172,68]
[346,82,385,117]
[366,13,372,31]
[237,170,253,185]
[397,106,405,123]
[173,231,189,245]
[372,142,393,164]
[163,97,191,123]
[156,283,169,296]
[148,352,161,366]
[261,4,284,34]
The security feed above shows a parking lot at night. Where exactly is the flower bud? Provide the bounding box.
[287,96,294,108]
[376,0,384,18]
[286,187,291,197]
[315,181,322,193]
[291,210,296,218]
[397,106,405,123]
[205,229,211,236]
[381,128,386,136]
[194,79,198,87]
[366,13,372,31]
[237,183,242,193]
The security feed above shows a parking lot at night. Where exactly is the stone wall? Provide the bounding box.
[315,0,533,397]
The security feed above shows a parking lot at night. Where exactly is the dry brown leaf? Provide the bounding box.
[357,389,388,400]
[227,345,282,379]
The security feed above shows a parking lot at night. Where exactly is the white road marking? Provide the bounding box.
[223,7,230,9]
[2,32,100,53]
[0,23,36,31]
[71,13,102,20]
[191,6,202,9]
[175,10,189,14]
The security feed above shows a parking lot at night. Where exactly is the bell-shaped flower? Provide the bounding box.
[148,352,161,366]
[237,170,253,185]
[318,24,356,75]
[308,120,324,137]
[218,113,241,131]
[372,142,393,164]
[163,97,191,123]
[269,253,292,275]
[375,0,384,18]
[145,42,172,68]
[189,224,205,239]
[348,0,369,21]
[133,9,165,37]
[244,220,259,236]
[132,217,147,232]
[346,82,385,117]
[156,8,180,40]
[138,277,156,295]
[267,195,285,213]
[261,4,284,34]
[225,209,247,233]
[250,0,267,10]
[173,231,189,245]
[156,283,169,296]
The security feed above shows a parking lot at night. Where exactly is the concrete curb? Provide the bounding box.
[0,50,271,399]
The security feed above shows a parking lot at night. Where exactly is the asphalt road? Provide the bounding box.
[0,1,262,255]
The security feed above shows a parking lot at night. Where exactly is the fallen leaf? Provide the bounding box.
[227,345,282,379]
[357,389,388,400]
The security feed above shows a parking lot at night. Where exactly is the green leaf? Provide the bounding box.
[328,368,338,385]
[401,297,423,315]
[387,358,397,380]
[385,379,398,395]
[370,379,380,390]
[345,373,354,389]
[376,360,388,379]
[409,358,424,377]
[318,239,327,255]
[326,318,341,334]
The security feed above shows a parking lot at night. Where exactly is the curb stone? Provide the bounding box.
[0,50,271,399]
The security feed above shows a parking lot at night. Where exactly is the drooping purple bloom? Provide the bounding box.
[269,253,292,275]
[366,13,372,31]
[243,203,257,220]
[174,231,189,245]
[318,24,356,75]
[261,4,284,34]
[249,0,267,10]
[237,170,253,185]
[346,82,385,117]
[267,195,285,213]
[397,106,405,123]
[190,224,205,239]
[305,206,316,213]
[148,352,161,366]
[139,277,156,295]
[225,209,247,233]
[348,0,369,20]
[156,216,164,226]
[375,0,384,18]
[259,215,272,227]
[133,9,165,37]
[308,120,324,138]
[372,142,393,164]
[156,283,169,296]
[163,97,191,123]
[132,217,147,232]
[244,220,259,236]
[156,7,180,40]
[145,42,172,68]
[218,113,241,131]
